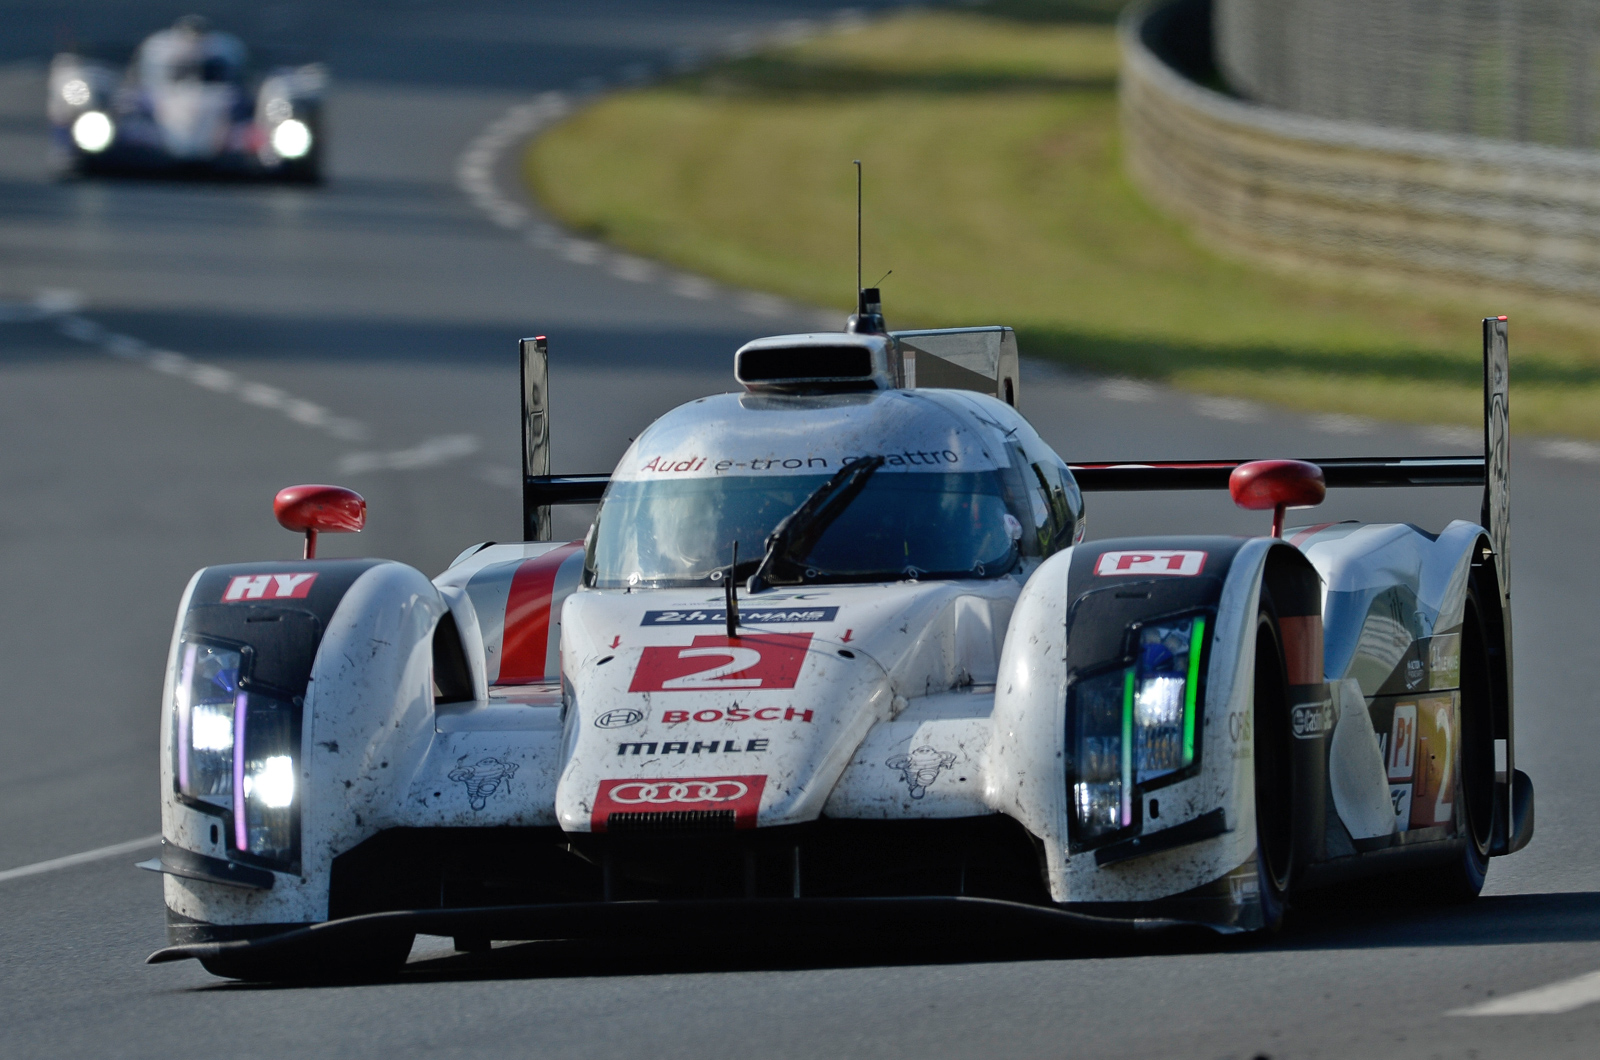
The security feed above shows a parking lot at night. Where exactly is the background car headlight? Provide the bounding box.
[271,118,312,159]
[173,636,301,869]
[1069,615,1207,844]
[70,111,113,153]
[60,78,91,107]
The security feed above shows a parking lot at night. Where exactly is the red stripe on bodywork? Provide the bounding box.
[499,543,583,684]
[1288,522,1337,547]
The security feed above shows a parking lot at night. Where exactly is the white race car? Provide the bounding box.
[49,16,325,182]
[145,291,1532,980]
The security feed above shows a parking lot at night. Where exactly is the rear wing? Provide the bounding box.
[522,317,1508,549]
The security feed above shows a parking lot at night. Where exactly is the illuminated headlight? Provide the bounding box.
[174,641,241,806]
[271,118,312,159]
[70,111,114,153]
[172,636,300,868]
[60,78,91,106]
[1069,615,1206,845]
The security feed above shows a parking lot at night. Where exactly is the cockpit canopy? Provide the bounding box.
[586,388,1082,589]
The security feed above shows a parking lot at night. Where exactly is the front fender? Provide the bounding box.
[989,536,1321,922]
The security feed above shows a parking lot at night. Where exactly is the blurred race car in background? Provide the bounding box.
[48,15,326,182]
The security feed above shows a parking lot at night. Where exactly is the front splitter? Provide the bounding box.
[149,895,1213,979]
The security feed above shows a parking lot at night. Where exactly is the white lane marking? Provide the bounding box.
[13,293,371,443]
[1312,413,1375,435]
[1449,969,1600,1016]
[1421,425,1480,448]
[0,834,161,884]
[1194,396,1263,422]
[1538,439,1600,463]
[339,434,480,474]
[450,20,854,320]
[1099,378,1157,402]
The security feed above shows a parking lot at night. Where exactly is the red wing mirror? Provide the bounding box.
[1229,460,1325,538]
[273,484,366,559]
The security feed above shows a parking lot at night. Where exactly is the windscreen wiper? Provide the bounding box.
[748,455,886,592]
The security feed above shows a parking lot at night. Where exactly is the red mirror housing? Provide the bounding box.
[273,484,366,559]
[1229,460,1325,537]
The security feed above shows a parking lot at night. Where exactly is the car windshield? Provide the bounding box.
[589,471,1024,588]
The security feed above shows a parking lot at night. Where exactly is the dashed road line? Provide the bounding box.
[338,434,480,474]
[1311,413,1375,435]
[1449,968,1600,1016]
[0,834,161,885]
[1538,439,1600,463]
[451,16,854,333]
[17,291,369,443]
[1098,377,1158,402]
[1194,395,1264,422]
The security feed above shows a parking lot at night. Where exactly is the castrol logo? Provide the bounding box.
[607,779,749,804]
[592,774,766,831]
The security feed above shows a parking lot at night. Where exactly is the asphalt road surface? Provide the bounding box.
[3,3,1599,1057]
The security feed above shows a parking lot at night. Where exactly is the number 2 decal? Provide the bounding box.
[1433,702,1455,825]
[630,633,813,693]
[660,647,764,689]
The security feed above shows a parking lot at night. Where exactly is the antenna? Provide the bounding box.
[854,159,862,297]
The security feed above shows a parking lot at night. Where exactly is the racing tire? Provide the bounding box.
[1252,597,1293,933]
[1409,587,1495,903]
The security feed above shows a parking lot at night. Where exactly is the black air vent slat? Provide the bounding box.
[607,810,737,833]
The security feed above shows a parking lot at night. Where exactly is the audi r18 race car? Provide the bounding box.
[48,16,325,182]
[143,289,1532,980]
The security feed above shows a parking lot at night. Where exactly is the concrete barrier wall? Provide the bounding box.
[1121,0,1600,300]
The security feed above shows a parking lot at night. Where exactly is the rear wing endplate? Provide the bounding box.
[891,326,1020,407]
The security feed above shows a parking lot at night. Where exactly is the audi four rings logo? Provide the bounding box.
[607,780,749,803]
[594,708,645,729]
[591,774,767,831]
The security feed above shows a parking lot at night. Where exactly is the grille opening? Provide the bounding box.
[608,810,736,834]
[329,817,1050,917]
[738,346,872,383]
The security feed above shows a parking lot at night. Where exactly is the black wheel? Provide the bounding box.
[1252,599,1293,932]
[1412,587,1494,902]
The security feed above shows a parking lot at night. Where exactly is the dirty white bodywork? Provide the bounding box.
[156,384,1493,931]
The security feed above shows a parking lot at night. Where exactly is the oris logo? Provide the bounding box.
[594,708,645,729]
[592,774,766,830]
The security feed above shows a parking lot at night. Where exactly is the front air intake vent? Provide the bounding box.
[606,810,737,833]
[733,333,899,392]
[738,345,872,383]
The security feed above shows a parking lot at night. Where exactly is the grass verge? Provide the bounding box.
[527,7,1600,438]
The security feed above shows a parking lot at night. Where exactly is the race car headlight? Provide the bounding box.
[1069,615,1206,845]
[172,636,300,869]
[174,641,241,808]
[270,118,311,159]
[71,110,113,153]
[235,690,299,865]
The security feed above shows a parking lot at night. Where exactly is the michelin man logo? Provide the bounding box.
[449,756,519,811]
[886,746,957,799]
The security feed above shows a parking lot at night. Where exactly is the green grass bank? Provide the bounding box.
[527,7,1600,438]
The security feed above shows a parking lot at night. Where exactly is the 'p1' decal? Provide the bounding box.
[223,573,318,601]
[1095,550,1207,577]
[629,634,812,692]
